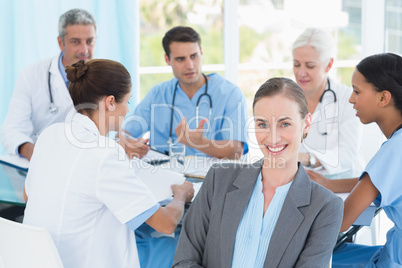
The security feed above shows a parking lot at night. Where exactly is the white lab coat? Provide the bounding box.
[1,53,73,155]
[23,113,158,268]
[300,76,365,178]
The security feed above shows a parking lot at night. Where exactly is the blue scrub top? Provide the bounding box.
[124,73,249,157]
[362,128,402,266]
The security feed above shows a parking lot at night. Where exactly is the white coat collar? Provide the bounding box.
[72,112,100,137]
[49,52,62,75]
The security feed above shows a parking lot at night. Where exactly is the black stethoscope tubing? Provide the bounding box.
[319,78,337,103]
[317,78,337,135]
[48,62,58,113]
[168,73,211,144]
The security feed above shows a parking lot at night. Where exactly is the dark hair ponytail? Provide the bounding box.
[65,59,131,115]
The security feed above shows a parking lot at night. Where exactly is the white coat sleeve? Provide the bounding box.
[1,69,35,155]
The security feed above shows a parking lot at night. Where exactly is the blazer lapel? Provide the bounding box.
[220,159,263,268]
[264,165,312,268]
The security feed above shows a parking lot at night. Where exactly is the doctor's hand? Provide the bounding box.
[175,117,208,149]
[18,142,34,161]
[171,181,194,203]
[117,131,150,159]
[299,152,321,168]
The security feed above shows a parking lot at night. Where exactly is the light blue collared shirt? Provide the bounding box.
[58,51,69,87]
[232,173,292,268]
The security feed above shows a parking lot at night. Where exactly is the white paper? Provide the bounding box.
[183,156,243,178]
[191,182,203,202]
[130,159,186,202]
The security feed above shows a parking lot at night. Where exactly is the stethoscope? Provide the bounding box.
[167,73,212,145]
[319,78,337,103]
[48,62,58,114]
[317,78,337,135]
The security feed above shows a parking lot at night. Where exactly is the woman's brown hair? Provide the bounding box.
[66,59,131,115]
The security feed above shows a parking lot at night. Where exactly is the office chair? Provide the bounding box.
[0,216,64,268]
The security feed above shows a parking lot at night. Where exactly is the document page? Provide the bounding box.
[183,156,243,178]
[142,149,170,165]
[130,159,185,202]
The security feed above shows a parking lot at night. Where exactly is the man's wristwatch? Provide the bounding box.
[308,153,316,168]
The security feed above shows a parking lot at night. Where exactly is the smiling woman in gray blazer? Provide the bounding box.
[173,77,343,268]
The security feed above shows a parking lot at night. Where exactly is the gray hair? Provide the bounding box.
[58,9,96,42]
[292,28,335,65]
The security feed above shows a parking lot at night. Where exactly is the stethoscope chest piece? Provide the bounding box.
[49,102,58,113]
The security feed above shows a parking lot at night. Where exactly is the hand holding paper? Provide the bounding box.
[171,181,194,203]
[132,159,187,202]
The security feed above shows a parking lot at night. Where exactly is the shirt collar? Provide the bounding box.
[58,51,68,84]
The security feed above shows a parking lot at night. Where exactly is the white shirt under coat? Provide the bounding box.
[1,52,73,154]
[300,76,365,177]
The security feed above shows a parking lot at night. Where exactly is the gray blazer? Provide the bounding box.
[173,160,343,268]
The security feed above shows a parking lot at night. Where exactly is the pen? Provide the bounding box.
[147,159,170,166]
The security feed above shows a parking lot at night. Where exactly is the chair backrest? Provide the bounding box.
[0,216,64,268]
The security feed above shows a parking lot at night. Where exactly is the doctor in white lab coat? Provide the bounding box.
[299,76,365,177]
[1,8,97,160]
[292,28,365,178]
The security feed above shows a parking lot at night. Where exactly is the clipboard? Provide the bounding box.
[142,149,170,165]
[0,155,29,172]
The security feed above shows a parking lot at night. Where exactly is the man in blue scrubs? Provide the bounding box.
[122,26,248,160]
[121,26,249,268]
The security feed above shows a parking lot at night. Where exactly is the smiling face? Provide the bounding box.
[292,46,332,96]
[165,41,204,92]
[254,94,311,168]
[349,69,382,124]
